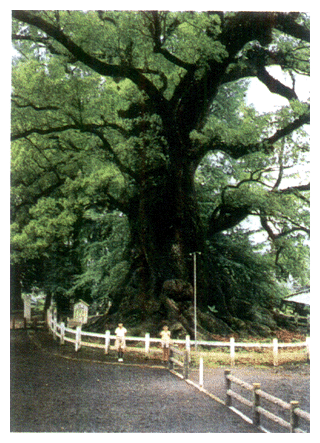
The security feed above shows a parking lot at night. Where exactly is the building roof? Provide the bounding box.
[284,291,310,306]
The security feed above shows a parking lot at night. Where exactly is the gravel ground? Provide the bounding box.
[11,329,261,433]
[188,364,310,433]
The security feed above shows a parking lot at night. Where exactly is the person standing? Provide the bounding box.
[115,323,127,362]
[160,325,171,362]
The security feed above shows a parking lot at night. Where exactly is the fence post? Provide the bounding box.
[306,336,310,362]
[199,356,204,388]
[60,322,65,345]
[182,350,189,379]
[75,325,81,352]
[252,383,261,427]
[47,309,51,329]
[53,317,57,339]
[290,401,300,433]
[230,337,235,367]
[168,348,173,370]
[186,335,191,362]
[145,333,150,356]
[225,369,232,406]
[273,338,278,366]
[105,330,110,354]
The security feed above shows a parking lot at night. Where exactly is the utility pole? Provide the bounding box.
[190,251,201,350]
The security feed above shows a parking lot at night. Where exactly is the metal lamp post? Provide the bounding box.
[190,251,201,350]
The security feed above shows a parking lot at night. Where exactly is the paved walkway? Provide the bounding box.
[10,330,260,433]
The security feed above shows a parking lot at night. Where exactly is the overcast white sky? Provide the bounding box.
[243,66,310,246]
[246,66,310,113]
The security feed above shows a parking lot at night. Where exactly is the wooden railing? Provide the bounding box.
[46,310,310,366]
[224,369,310,433]
[11,316,46,330]
[44,313,310,433]
[168,346,189,379]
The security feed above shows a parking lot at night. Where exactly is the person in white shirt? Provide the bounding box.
[160,325,171,362]
[115,323,127,362]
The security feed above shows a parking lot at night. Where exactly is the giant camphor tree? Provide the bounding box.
[11,11,310,336]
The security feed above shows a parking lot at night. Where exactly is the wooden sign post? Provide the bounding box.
[23,294,31,321]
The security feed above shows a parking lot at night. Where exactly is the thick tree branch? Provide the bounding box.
[260,215,278,241]
[207,172,309,236]
[11,121,126,141]
[208,204,251,236]
[12,95,60,112]
[276,183,310,194]
[169,11,308,135]
[12,33,49,44]
[255,66,298,101]
[260,213,310,241]
[12,121,138,181]
[198,108,310,161]
[267,109,310,146]
[278,184,310,205]
[220,174,273,205]
[12,32,74,59]
[11,124,79,141]
[141,11,193,71]
[88,129,139,181]
[275,13,310,43]
[155,47,194,70]
[278,225,310,238]
[12,10,168,118]
[275,246,285,274]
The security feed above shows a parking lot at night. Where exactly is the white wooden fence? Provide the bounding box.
[224,369,310,433]
[168,346,189,379]
[46,311,310,433]
[47,310,310,366]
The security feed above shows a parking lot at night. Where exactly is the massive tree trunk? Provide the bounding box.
[11,11,310,337]
[140,164,203,287]
[115,152,210,333]
[136,187,186,295]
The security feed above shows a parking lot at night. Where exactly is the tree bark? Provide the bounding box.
[10,263,23,312]
[125,155,206,309]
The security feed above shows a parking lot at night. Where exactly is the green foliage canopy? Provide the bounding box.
[11,11,309,325]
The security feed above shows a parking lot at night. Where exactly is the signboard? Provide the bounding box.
[73,300,89,324]
[23,294,31,321]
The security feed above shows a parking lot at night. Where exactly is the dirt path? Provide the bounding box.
[11,329,261,433]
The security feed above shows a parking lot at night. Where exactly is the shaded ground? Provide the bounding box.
[11,329,261,433]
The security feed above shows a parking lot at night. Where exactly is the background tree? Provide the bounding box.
[11,11,309,336]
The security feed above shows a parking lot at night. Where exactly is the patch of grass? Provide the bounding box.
[189,347,309,368]
[53,326,309,367]
[119,344,309,367]
[124,345,163,360]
